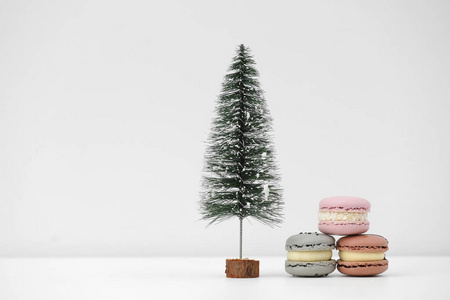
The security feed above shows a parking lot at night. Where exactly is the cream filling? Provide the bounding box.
[319,211,368,222]
[287,250,332,262]
[339,251,385,262]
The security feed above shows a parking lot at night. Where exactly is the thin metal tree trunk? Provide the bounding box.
[239,217,243,259]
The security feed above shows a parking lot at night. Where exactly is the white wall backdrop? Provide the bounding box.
[1,0,449,257]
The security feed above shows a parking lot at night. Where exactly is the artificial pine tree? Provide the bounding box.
[200,44,283,277]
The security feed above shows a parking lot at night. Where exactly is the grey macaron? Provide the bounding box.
[285,232,336,277]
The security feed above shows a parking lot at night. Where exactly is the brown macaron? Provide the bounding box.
[336,234,389,276]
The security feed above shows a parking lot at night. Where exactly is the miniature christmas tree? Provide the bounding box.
[200,45,283,276]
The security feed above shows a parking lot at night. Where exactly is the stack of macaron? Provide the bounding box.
[285,196,389,277]
[318,196,389,276]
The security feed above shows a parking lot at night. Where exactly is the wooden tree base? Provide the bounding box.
[225,259,259,278]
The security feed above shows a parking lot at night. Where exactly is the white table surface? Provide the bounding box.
[1,256,449,299]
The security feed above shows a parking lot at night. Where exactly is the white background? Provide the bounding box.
[2,256,450,300]
[1,0,449,257]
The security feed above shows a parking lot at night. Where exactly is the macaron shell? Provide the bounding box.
[337,234,389,252]
[285,260,336,277]
[320,196,371,212]
[337,259,388,276]
[318,221,369,235]
[285,232,336,251]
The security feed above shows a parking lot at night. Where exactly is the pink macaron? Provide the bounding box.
[318,196,371,235]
